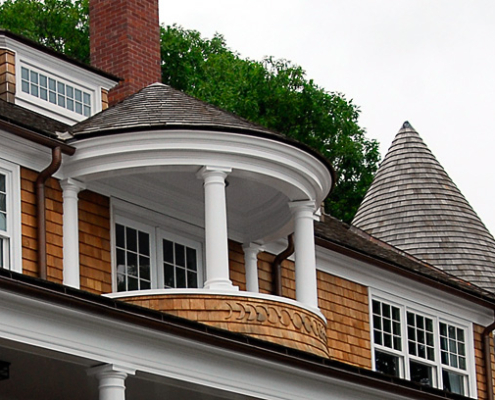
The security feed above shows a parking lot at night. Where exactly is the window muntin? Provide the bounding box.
[21,66,92,117]
[113,215,203,292]
[371,297,471,396]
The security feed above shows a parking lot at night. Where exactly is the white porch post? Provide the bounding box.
[242,243,263,292]
[198,166,236,291]
[88,364,135,400]
[61,178,85,289]
[289,200,319,310]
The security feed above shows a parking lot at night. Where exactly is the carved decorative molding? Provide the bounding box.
[224,301,327,342]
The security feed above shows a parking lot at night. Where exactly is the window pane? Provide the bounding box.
[374,330,383,346]
[0,213,6,231]
[31,84,38,97]
[440,322,447,336]
[21,67,29,80]
[373,315,381,330]
[66,85,74,98]
[49,78,56,91]
[372,300,380,315]
[126,227,137,252]
[176,267,186,288]
[116,248,125,267]
[128,276,138,291]
[40,88,48,101]
[139,256,150,280]
[164,263,174,287]
[49,91,57,104]
[140,280,150,290]
[75,101,82,114]
[175,243,185,267]
[57,82,65,95]
[40,75,47,88]
[117,273,126,292]
[0,193,5,212]
[30,71,38,84]
[83,92,91,105]
[75,88,82,101]
[67,98,74,111]
[116,224,125,248]
[0,174,5,193]
[163,239,173,263]
[442,370,465,395]
[138,231,150,256]
[127,252,137,277]
[383,304,391,318]
[187,270,198,288]
[410,361,434,387]
[375,350,401,377]
[58,94,65,107]
[186,247,197,271]
[84,105,91,117]
[21,80,29,93]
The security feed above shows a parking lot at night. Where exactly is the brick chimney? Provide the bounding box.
[89,0,162,105]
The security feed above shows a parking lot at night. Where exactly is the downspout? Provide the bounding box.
[272,234,294,297]
[36,147,62,280]
[483,313,495,400]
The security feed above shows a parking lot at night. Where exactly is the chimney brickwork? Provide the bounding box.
[90,0,162,105]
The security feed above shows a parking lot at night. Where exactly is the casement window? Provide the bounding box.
[371,297,472,396]
[20,65,92,117]
[0,160,21,272]
[114,214,203,292]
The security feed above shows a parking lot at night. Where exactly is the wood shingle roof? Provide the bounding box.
[352,122,495,292]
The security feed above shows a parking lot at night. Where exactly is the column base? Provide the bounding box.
[203,279,239,291]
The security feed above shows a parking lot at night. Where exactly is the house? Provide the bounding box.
[0,0,494,399]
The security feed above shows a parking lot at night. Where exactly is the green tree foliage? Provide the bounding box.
[0,0,380,221]
[161,25,380,222]
[0,0,89,63]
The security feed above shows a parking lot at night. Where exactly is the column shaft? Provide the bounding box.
[199,166,235,290]
[61,179,85,289]
[290,201,319,310]
[243,243,262,292]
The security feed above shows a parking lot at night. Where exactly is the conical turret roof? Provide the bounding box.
[353,122,495,292]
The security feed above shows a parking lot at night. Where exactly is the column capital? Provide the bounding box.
[197,166,232,181]
[87,363,136,378]
[60,178,86,193]
[242,242,264,253]
[288,200,316,213]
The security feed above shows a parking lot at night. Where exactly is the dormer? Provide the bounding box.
[0,30,119,125]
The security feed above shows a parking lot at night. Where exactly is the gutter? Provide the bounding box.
[35,147,62,280]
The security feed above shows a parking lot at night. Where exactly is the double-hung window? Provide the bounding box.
[371,296,472,396]
[114,213,203,292]
[0,159,21,272]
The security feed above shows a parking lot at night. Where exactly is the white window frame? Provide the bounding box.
[370,289,476,398]
[0,159,22,273]
[111,199,204,292]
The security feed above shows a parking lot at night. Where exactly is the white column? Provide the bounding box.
[198,166,236,291]
[289,200,319,310]
[61,178,85,289]
[88,364,135,400]
[242,243,263,292]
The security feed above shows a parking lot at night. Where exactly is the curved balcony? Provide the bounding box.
[107,290,328,358]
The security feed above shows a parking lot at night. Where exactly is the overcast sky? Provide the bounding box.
[159,1,495,236]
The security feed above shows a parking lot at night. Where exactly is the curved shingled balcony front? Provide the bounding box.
[108,291,328,358]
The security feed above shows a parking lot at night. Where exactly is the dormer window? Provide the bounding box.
[21,66,92,117]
